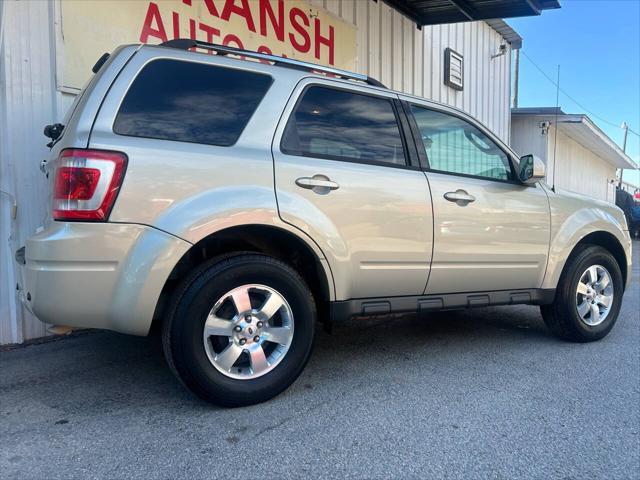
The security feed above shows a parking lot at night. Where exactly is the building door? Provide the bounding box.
[407,103,550,294]
[272,81,433,300]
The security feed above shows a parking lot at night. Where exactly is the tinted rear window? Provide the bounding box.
[114,59,272,146]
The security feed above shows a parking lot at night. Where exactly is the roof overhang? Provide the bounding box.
[512,108,638,170]
[381,0,561,27]
[484,19,522,49]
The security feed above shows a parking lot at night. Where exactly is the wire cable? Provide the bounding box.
[521,50,640,138]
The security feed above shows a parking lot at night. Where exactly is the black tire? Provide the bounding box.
[162,254,316,407]
[540,245,623,343]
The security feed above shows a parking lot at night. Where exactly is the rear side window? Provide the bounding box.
[114,59,272,146]
[281,86,407,166]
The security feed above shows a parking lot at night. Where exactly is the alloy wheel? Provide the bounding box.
[575,265,614,327]
[202,284,294,380]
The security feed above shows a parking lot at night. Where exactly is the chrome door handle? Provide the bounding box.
[295,175,339,194]
[444,189,476,206]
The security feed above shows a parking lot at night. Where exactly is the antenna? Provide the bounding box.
[551,64,560,192]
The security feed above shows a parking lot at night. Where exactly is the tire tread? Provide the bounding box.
[541,244,622,343]
[161,253,316,406]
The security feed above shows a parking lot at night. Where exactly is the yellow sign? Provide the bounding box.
[59,0,358,91]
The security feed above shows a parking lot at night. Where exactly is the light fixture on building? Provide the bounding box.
[539,121,551,135]
[492,43,507,59]
[444,48,464,91]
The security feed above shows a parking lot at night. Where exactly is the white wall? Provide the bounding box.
[510,116,617,203]
[1,0,60,344]
[548,126,617,202]
[510,115,548,160]
[0,0,514,344]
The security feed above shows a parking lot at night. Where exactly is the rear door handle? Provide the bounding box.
[295,175,339,194]
[444,189,476,206]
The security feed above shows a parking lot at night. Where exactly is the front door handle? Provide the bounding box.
[295,175,339,194]
[444,189,476,206]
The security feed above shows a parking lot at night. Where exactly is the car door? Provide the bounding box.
[404,101,550,294]
[272,80,433,300]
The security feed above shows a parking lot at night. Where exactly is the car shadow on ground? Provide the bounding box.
[1,304,556,413]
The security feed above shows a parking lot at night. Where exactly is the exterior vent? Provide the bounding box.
[444,48,464,91]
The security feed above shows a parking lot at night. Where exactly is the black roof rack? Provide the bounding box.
[159,39,387,89]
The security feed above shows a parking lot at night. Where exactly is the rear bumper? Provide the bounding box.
[18,222,191,335]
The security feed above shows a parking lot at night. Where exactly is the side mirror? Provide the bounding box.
[518,154,546,184]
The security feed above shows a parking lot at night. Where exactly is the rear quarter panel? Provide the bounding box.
[88,47,335,298]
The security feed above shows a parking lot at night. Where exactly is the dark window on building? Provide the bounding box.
[411,106,512,181]
[114,60,272,146]
[281,86,407,166]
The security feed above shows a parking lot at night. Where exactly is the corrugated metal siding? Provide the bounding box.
[310,0,512,141]
[510,115,549,161]
[0,0,514,344]
[549,127,616,202]
[511,117,616,203]
[0,0,65,344]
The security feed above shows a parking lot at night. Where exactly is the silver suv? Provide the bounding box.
[18,41,632,407]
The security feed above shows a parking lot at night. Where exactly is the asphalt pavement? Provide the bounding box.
[1,242,639,479]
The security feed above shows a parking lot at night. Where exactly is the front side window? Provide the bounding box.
[410,105,512,181]
[281,86,407,166]
[114,60,272,146]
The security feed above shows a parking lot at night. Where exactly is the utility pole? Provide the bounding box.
[619,122,628,187]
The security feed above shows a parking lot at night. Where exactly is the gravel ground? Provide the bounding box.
[1,242,638,479]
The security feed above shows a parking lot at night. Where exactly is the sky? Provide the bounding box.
[509,0,640,187]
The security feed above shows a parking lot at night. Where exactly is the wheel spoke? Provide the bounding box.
[576,282,589,296]
[259,293,284,320]
[587,266,599,284]
[231,287,252,314]
[577,300,590,318]
[597,295,612,308]
[589,303,600,324]
[214,343,243,371]
[264,326,292,345]
[249,345,269,373]
[597,275,610,292]
[204,315,233,337]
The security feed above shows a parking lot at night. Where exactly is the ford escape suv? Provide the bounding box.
[18,40,632,407]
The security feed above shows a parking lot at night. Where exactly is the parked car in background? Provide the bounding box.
[630,192,640,238]
[17,41,632,407]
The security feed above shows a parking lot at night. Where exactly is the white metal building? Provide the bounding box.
[0,0,560,344]
[511,108,637,203]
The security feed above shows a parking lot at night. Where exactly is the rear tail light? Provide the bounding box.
[52,149,127,221]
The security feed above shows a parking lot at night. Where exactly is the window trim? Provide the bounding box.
[406,102,520,184]
[112,58,274,148]
[400,101,428,170]
[280,84,417,170]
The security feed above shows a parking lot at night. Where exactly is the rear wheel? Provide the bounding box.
[541,245,623,342]
[162,254,316,407]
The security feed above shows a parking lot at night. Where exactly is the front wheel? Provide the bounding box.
[541,245,623,342]
[162,254,316,407]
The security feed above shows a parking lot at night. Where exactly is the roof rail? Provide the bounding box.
[159,39,387,89]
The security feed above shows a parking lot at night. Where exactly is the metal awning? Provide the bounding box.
[382,0,561,26]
